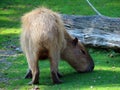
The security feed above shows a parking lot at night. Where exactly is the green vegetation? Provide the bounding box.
[1,50,120,90]
[0,0,120,90]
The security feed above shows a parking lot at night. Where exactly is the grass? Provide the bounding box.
[0,0,120,90]
[1,50,120,90]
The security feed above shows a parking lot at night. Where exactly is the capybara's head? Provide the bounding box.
[61,37,94,73]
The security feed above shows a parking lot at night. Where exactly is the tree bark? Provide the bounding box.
[62,15,120,52]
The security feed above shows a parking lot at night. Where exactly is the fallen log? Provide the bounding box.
[62,15,120,52]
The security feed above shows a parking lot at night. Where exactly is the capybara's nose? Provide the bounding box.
[77,62,94,73]
[87,60,94,72]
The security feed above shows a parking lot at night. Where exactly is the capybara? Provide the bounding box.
[20,7,94,85]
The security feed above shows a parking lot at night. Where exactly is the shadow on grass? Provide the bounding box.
[37,69,120,90]
[11,69,119,90]
[5,66,120,89]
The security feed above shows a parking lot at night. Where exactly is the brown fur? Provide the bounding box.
[20,7,94,85]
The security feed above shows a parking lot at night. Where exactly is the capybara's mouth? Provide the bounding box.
[77,61,94,73]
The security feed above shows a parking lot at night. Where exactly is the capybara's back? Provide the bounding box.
[21,7,66,55]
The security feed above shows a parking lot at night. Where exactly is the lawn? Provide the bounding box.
[0,0,120,90]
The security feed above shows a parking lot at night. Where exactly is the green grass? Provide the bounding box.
[0,0,120,90]
[91,0,120,17]
[1,50,120,90]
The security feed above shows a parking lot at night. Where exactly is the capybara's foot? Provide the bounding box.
[53,79,63,84]
[52,71,63,84]
[57,72,63,78]
[28,81,39,85]
[25,70,32,79]
[28,81,33,85]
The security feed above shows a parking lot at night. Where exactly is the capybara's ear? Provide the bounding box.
[72,37,78,46]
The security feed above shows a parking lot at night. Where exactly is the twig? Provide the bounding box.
[86,0,103,16]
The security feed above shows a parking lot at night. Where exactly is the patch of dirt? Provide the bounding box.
[0,49,21,84]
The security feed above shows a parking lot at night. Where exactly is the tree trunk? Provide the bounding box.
[62,15,120,52]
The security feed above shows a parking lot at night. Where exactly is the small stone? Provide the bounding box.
[33,86,40,90]
[90,86,93,88]
[93,80,96,82]
[112,66,115,69]
[98,76,101,79]
[15,48,20,51]
[15,47,22,53]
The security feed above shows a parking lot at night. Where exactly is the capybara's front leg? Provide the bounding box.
[49,49,62,84]
[51,71,62,84]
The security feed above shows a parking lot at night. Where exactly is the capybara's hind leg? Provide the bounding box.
[26,52,39,85]
[29,60,39,85]
[25,69,32,79]
[49,48,62,84]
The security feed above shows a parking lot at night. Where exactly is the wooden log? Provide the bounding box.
[62,15,120,52]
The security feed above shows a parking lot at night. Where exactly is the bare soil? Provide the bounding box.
[0,49,19,84]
